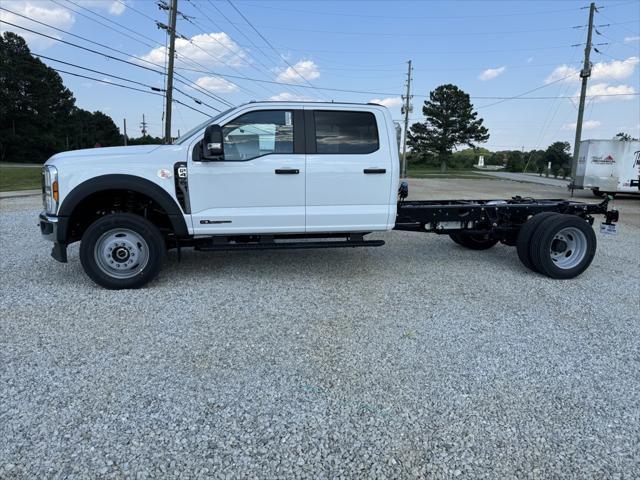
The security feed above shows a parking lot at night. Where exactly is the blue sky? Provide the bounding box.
[2,0,639,150]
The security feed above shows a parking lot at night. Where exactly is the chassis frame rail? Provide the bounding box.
[395,196,618,236]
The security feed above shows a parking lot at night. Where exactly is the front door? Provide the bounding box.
[188,109,305,235]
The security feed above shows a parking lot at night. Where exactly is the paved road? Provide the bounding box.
[474,170,571,188]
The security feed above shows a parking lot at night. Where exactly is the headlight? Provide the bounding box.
[42,165,59,214]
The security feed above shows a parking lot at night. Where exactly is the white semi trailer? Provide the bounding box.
[574,139,640,197]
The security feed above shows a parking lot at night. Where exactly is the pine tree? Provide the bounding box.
[408,84,489,172]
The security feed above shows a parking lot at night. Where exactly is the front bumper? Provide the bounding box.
[39,212,67,263]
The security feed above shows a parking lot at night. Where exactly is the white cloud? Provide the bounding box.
[545,64,580,83]
[546,56,639,84]
[107,1,125,15]
[624,36,640,43]
[478,66,506,81]
[275,60,320,84]
[527,57,534,63]
[139,32,247,68]
[78,0,126,15]
[268,92,313,101]
[369,97,402,108]
[195,76,238,93]
[582,82,636,102]
[0,1,75,49]
[562,120,601,130]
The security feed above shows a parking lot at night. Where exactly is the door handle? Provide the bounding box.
[275,168,300,174]
[363,168,386,174]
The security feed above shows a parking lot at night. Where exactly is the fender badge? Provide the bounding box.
[157,168,172,179]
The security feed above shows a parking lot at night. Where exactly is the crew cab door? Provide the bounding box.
[188,109,305,234]
[304,108,394,232]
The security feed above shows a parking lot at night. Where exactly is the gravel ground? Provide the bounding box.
[1,182,639,479]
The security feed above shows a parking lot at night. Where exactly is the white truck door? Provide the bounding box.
[305,108,394,232]
[188,109,305,234]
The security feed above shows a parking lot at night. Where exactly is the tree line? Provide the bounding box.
[406,83,636,176]
[0,32,161,164]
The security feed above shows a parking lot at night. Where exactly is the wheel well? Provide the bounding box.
[67,189,174,243]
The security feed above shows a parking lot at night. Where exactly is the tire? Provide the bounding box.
[449,231,499,250]
[516,212,560,272]
[448,233,462,245]
[592,189,604,197]
[529,214,597,279]
[79,213,165,289]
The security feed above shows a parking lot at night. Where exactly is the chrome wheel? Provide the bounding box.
[94,228,149,279]
[549,226,587,270]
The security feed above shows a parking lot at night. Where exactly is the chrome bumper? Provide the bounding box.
[39,212,58,241]
[39,212,67,263]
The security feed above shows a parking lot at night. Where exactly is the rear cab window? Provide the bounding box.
[313,110,379,154]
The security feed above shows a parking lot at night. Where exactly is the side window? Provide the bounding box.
[222,110,293,161]
[314,111,379,154]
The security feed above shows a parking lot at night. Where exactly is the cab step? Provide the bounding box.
[194,238,384,252]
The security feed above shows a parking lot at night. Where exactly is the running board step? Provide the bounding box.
[195,239,385,252]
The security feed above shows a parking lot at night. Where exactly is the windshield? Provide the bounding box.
[173,107,235,145]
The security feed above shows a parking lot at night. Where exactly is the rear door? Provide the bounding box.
[304,107,393,232]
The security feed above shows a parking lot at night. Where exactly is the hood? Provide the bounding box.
[48,144,164,162]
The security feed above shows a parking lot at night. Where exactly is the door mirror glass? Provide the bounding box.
[202,124,224,160]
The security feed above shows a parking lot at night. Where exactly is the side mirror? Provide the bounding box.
[202,124,224,160]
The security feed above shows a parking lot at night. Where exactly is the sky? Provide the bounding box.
[1,0,639,151]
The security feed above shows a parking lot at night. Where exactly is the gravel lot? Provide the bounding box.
[1,179,639,479]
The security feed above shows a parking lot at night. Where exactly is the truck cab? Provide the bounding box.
[39,102,399,288]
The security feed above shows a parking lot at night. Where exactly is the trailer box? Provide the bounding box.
[575,139,640,194]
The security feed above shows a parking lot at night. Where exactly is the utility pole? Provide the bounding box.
[163,0,178,144]
[141,114,148,137]
[401,60,413,179]
[123,118,128,146]
[571,2,596,192]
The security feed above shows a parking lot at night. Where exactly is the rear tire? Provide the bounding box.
[516,212,560,272]
[529,214,596,279]
[79,213,165,289]
[592,189,604,197]
[449,232,499,250]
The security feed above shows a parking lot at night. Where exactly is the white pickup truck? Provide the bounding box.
[39,101,618,289]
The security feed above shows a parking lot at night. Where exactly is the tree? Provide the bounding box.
[0,32,123,163]
[614,132,638,141]
[544,141,571,177]
[0,31,75,163]
[408,84,489,172]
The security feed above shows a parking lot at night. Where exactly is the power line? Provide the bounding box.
[24,2,249,104]
[0,19,165,75]
[236,1,588,19]
[476,73,580,108]
[199,0,310,99]
[0,12,233,109]
[226,0,320,91]
[49,0,158,49]
[113,0,159,22]
[32,53,165,91]
[215,21,604,38]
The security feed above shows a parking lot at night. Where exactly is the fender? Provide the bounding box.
[58,174,189,242]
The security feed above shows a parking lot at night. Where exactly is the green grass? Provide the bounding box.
[0,166,42,192]
[407,166,488,179]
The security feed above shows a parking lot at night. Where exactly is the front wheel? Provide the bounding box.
[79,213,165,289]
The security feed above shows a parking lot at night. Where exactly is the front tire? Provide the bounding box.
[80,213,165,289]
